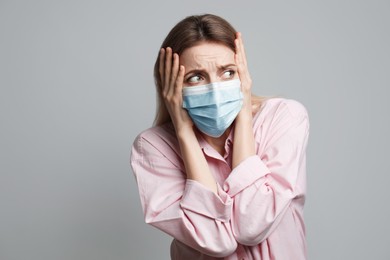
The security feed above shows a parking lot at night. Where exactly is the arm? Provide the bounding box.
[159,47,218,193]
[229,99,309,245]
[131,131,237,257]
[230,33,309,245]
[232,32,256,168]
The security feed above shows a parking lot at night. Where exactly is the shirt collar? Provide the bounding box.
[196,126,234,161]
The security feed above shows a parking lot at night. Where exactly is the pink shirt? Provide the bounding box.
[130,98,309,260]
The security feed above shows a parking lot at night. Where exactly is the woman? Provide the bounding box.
[131,14,309,260]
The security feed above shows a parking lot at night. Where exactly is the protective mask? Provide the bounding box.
[182,79,243,138]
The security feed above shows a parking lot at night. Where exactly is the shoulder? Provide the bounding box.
[131,123,181,164]
[253,98,309,127]
[255,98,308,121]
[133,123,176,147]
[252,98,309,143]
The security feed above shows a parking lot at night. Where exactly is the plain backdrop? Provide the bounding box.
[1,0,389,259]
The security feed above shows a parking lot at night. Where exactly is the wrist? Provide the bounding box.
[176,125,196,140]
[236,105,253,122]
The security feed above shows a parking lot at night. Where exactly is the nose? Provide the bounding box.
[208,75,219,84]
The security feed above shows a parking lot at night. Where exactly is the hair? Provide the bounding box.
[153,14,266,126]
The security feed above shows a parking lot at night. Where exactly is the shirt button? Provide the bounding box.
[223,183,229,192]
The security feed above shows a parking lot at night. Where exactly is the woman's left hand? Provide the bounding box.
[235,32,253,117]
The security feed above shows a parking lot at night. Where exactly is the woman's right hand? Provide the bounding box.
[159,47,194,135]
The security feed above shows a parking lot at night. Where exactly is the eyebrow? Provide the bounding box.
[184,64,237,77]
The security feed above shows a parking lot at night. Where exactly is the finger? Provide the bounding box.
[236,32,248,68]
[159,48,165,89]
[164,47,173,92]
[174,65,185,96]
[238,32,248,67]
[235,33,251,83]
[169,53,180,92]
[234,37,244,69]
[235,39,245,75]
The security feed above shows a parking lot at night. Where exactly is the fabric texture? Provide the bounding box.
[130,98,309,260]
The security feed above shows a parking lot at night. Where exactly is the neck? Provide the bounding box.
[200,127,232,156]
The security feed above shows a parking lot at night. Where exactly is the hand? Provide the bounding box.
[159,47,194,134]
[234,32,253,116]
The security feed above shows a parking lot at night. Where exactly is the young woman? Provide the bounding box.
[131,14,309,260]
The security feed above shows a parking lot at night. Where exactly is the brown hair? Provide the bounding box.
[153,14,265,126]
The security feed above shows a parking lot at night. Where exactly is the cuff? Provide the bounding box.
[223,155,270,197]
[180,180,233,222]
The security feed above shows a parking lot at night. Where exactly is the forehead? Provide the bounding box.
[180,42,235,68]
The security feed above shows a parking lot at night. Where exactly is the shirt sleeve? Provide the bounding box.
[223,99,310,246]
[130,130,237,257]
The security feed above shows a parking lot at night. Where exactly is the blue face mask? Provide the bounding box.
[182,79,243,137]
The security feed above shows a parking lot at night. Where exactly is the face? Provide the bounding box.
[180,42,238,87]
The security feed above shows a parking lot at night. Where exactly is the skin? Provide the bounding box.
[159,33,255,193]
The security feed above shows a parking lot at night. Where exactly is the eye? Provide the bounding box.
[186,74,203,84]
[222,70,235,80]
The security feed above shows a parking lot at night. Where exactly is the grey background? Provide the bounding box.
[1,0,389,259]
